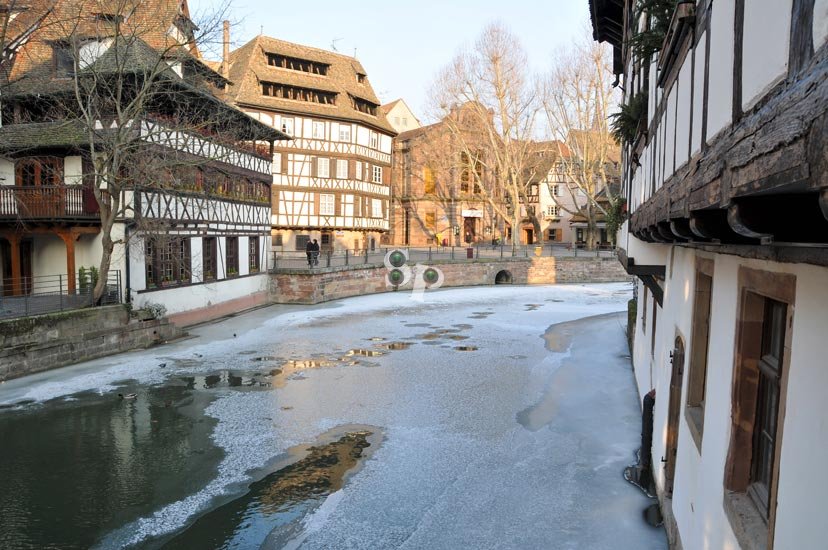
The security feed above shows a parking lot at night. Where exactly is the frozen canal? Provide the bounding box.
[0,283,666,549]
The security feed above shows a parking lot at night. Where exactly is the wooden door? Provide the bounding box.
[664,335,685,495]
[463,217,476,243]
[0,239,33,295]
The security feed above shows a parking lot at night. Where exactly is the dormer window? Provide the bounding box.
[54,45,75,77]
[266,53,329,76]
[262,82,337,105]
[351,95,378,116]
[356,73,366,84]
[94,12,124,24]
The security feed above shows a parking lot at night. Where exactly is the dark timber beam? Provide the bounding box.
[618,248,667,277]
[670,218,700,241]
[690,210,756,244]
[727,202,774,243]
[639,274,664,307]
[658,221,688,242]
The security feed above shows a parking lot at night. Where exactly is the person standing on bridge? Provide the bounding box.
[306,239,315,268]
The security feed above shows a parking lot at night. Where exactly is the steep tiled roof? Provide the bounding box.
[225,35,396,135]
[6,0,206,83]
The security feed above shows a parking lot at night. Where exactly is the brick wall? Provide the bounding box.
[0,306,183,381]
[271,256,629,304]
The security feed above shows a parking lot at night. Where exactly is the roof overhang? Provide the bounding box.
[588,0,625,75]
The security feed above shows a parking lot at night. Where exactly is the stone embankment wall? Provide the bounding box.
[271,256,629,304]
[0,305,182,381]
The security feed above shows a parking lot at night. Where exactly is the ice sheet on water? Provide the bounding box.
[5,283,657,549]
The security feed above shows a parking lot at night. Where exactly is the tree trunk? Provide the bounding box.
[93,229,114,304]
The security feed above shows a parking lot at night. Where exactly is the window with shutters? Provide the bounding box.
[312,121,325,139]
[319,193,335,215]
[202,237,217,281]
[248,236,260,272]
[339,125,351,142]
[372,198,382,218]
[372,165,382,184]
[317,157,330,178]
[550,184,560,196]
[226,237,239,277]
[724,268,795,550]
[336,159,348,179]
[423,167,435,194]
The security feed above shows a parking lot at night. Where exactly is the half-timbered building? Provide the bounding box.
[223,34,396,253]
[591,1,828,548]
[0,0,286,325]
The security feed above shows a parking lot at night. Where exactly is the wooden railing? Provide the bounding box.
[0,185,99,219]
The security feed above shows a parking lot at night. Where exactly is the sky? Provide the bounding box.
[196,0,591,123]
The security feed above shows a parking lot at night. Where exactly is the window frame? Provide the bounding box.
[372,165,382,184]
[317,157,330,178]
[685,257,714,451]
[319,193,335,215]
[312,121,325,139]
[336,159,348,179]
[202,236,217,282]
[723,266,796,550]
[339,125,351,142]
[248,236,260,273]
[225,236,239,277]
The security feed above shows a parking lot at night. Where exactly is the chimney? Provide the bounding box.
[222,20,230,79]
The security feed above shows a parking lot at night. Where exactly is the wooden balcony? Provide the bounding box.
[0,185,100,221]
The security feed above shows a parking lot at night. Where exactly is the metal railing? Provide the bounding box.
[271,244,617,270]
[0,270,122,320]
[0,185,98,219]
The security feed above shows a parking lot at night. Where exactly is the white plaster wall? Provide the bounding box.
[31,235,66,285]
[64,156,83,185]
[0,158,15,185]
[132,272,270,316]
[665,88,677,178]
[815,0,828,50]
[773,264,828,549]
[238,236,250,276]
[742,0,792,111]
[707,0,735,141]
[191,236,204,283]
[691,33,706,157]
[631,244,828,550]
[675,61,692,169]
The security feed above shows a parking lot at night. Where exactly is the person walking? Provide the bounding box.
[311,239,320,266]
[306,238,314,268]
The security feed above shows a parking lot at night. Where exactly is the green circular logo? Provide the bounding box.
[423,268,439,285]
[388,269,404,285]
[389,250,406,268]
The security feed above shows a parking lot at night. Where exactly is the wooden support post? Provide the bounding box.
[8,234,22,296]
[58,231,77,294]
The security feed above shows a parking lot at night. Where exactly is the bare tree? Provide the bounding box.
[543,33,621,249]
[429,22,541,248]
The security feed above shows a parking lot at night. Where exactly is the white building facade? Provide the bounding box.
[591,1,828,549]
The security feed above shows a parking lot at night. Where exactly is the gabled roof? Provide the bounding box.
[225,34,396,135]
